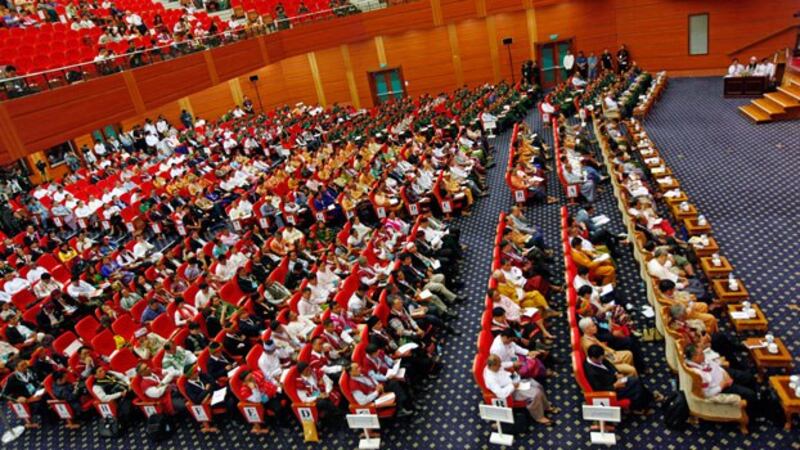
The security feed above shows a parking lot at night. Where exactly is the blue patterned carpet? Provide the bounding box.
[3,77,800,449]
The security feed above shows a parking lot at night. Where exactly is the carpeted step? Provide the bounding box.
[738,104,773,123]
[764,91,800,109]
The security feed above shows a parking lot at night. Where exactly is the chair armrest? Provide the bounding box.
[584,390,618,403]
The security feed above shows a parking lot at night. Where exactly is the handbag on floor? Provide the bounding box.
[662,391,689,430]
[98,418,121,438]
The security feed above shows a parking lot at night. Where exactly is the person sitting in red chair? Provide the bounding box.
[295,361,345,425]
[236,369,285,427]
[135,362,185,415]
[346,361,413,418]
[483,354,558,426]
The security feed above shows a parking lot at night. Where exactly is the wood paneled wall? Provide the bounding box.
[2,0,796,165]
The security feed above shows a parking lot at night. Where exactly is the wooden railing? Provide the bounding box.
[726,23,799,57]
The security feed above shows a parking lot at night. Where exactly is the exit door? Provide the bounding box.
[368,67,406,104]
[536,39,573,89]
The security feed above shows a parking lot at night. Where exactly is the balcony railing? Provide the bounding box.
[0,1,410,101]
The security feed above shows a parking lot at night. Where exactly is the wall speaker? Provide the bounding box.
[249,75,259,82]
[502,37,513,45]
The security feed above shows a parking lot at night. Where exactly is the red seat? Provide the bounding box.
[130,374,166,417]
[52,331,81,356]
[228,366,267,431]
[245,345,262,371]
[75,316,102,342]
[36,254,60,271]
[129,299,149,324]
[149,313,178,340]
[43,374,81,427]
[11,289,38,310]
[90,329,118,357]
[220,280,247,306]
[50,265,72,285]
[111,314,139,342]
[85,375,119,419]
[338,369,396,418]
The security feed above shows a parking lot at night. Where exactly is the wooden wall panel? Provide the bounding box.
[613,0,799,72]
[315,47,352,106]
[456,19,494,87]
[494,12,534,83]
[440,0,478,24]
[5,75,135,152]
[239,62,291,111]
[385,27,456,98]
[277,16,371,56]
[361,2,436,37]
[280,54,319,107]
[211,39,269,81]
[535,0,617,53]
[347,39,381,108]
[133,53,213,110]
[188,83,235,121]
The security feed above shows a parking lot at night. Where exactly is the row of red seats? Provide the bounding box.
[552,117,581,202]
[560,206,631,410]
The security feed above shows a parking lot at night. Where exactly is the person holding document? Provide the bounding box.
[570,237,616,285]
[583,345,662,414]
[483,354,558,426]
[346,362,413,418]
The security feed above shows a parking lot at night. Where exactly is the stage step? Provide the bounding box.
[778,84,800,101]
[752,97,785,115]
[763,91,800,109]
[738,104,772,123]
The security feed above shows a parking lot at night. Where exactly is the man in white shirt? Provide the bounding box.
[194,283,216,310]
[26,265,49,284]
[33,273,62,299]
[563,49,575,74]
[4,273,31,295]
[132,237,162,263]
[297,288,323,320]
[135,363,177,412]
[281,224,304,245]
[482,354,554,424]
[726,58,744,77]
[683,343,757,417]
[754,57,775,80]
[94,141,107,158]
[67,277,104,299]
[257,340,283,384]
[646,247,688,288]
[213,255,237,282]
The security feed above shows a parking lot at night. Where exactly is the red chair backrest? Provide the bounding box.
[75,315,102,342]
[267,257,289,284]
[337,370,357,405]
[220,280,246,305]
[228,366,248,402]
[149,313,177,340]
[111,314,138,341]
[283,365,301,403]
[110,347,140,376]
[52,331,80,356]
[130,300,149,324]
[43,373,56,398]
[477,329,493,356]
[197,349,210,373]
[297,343,312,363]
[91,329,117,357]
[245,345,262,371]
